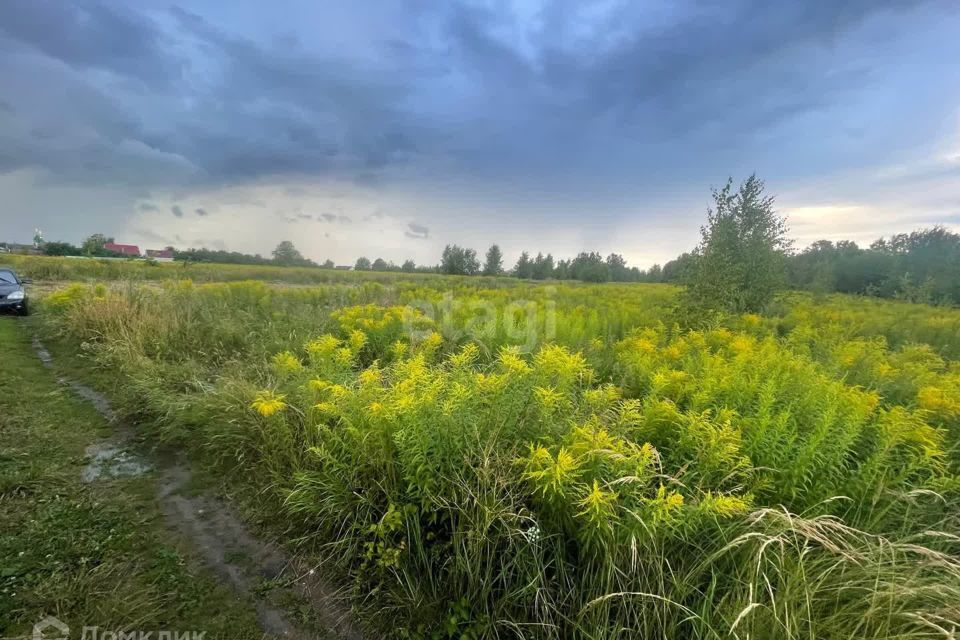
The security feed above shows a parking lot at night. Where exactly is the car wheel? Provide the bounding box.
[17,302,29,316]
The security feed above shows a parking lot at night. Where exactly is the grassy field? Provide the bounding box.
[3,253,451,286]
[13,255,960,639]
[0,318,264,639]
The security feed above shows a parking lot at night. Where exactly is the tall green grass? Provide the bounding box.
[38,278,960,639]
[5,254,446,285]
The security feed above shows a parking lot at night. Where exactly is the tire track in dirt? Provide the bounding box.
[32,337,366,640]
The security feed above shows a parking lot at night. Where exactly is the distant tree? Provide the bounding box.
[81,233,113,256]
[43,241,81,257]
[372,258,389,271]
[321,259,335,269]
[644,263,663,282]
[440,245,480,275]
[513,251,533,279]
[784,226,960,304]
[175,248,273,265]
[890,227,960,303]
[482,244,504,276]
[272,240,312,266]
[683,175,790,316]
[789,240,845,293]
[569,252,610,282]
[532,252,555,280]
[662,252,696,283]
[401,259,416,273]
[355,257,372,271]
[606,253,629,282]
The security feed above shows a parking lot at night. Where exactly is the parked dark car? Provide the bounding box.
[0,267,30,316]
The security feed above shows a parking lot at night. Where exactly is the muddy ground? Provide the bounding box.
[31,336,366,640]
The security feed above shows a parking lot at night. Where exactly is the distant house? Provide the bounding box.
[145,248,175,262]
[104,242,141,256]
[2,243,41,255]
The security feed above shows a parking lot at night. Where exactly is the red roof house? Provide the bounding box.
[104,242,141,256]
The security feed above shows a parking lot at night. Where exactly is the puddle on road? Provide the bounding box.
[34,338,118,421]
[31,334,363,639]
[32,337,142,481]
[67,381,117,422]
[32,337,53,367]
[82,442,151,483]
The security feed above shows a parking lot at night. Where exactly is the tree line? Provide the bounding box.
[421,244,666,283]
[669,175,960,314]
[786,228,960,304]
[426,180,960,309]
[29,177,960,307]
[348,245,679,282]
[39,236,326,268]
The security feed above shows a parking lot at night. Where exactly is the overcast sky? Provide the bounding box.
[1,0,959,267]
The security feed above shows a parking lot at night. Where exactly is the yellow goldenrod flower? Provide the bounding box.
[729,335,754,355]
[348,329,368,352]
[419,331,444,355]
[307,378,330,392]
[359,365,382,387]
[306,334,341,360]
[918,386,960,417]
[650,485,684,523]
[391,340,409,360]
[334,347,354,366]
[327,384,348,399]
[699,492,751,517]
[533,386,565,414]
[741,313,762,328]
[449,342,479,368]
[251,391,287,417]
[314,401,338,415]
[576,480,619,527]
[498,346,532,375]
[272,351,303,375]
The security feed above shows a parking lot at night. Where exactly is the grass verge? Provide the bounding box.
[0,317,264,639]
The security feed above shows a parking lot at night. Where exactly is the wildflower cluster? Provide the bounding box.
[38,273,960,640]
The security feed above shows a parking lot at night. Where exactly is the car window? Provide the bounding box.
[0,270,18,284]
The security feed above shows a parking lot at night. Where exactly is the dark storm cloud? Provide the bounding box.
[160,5,420,179]
[589,2,923,134]
[0,0,947,195]
[195,207,208,217]
[0,0,179,88]
[0,1,420,186]
[171,205,184,218]
[428,0,929,172]
[405,223,429,239]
